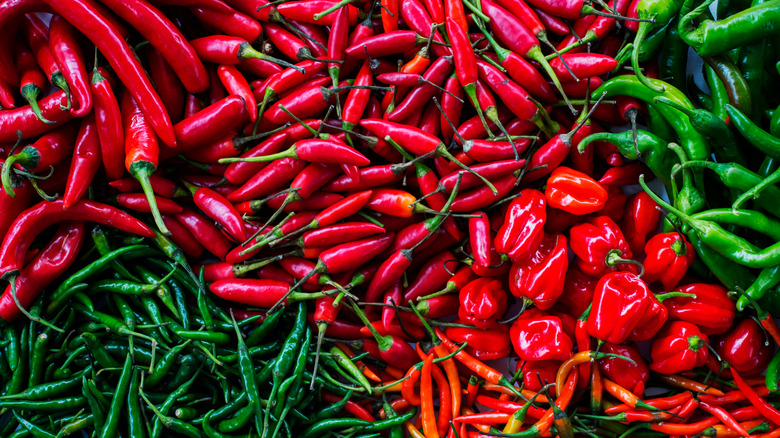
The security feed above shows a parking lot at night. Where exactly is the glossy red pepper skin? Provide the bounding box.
[161,215,204,259]
[171,95,250,154]
[642,233,695,290]
[217,65,256,122]
[545,167,608,215]
[650,321,708,375]
[403,251,454,303]
[64,114,101,209]
[228,158,307,202]
[586,272,656,344]
[665,283,735,335]
[549,54,618,82]
[518,360,561,392]
[494,189,546,262]
[0,221,86,322]
[445,324,511,360]
[621,191,661,255]
[7,123,78,174]
[389,56,454,123]
[274,0,360,25]
[192,6,261,42]
[458,278,508,329]
[560,267,596,318]
[468,212,492,268]
[475,60,538,123]
[21,14,67,95]
[210,279,292,308]
[509,234,568,310]
[192,185,246,242]
[715,318,773,377]
[570,215,635,277]
[0,89,73,143]
[510,308,573,362]
[49,15,92,117]
[598,343,650,394]
[88,68,124,181]
[175,208,233,260]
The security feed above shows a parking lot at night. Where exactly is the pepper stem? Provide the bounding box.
[130,163,170,236]
[527,46,577,115]
[313,0,356,20]
[348,299,393,351]
[51,73,72,111]
[239,42,305,73]
[21,85,55,125]
[631,23,665,93]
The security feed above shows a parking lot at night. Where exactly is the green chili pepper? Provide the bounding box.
[91,225,143,282]
[726,104,780,160]
[245,309,283,347]
[127,369,144,437]
[150,369,201,438]
[174,330,232,345]
[703,64,730,122]
[230,310,264,434]
[272,326,312,435]
[660,18,688,93]
[203,410,232,438]
[100,354,133,438]
[12,411,56,438]
[703,55,753,117]
[300,407,417,438]
[0,396,87,412]
[766,350,780,392]
[82,375,107,432]
[217,402,255,433]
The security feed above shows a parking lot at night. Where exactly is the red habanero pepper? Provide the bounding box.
[622,191,661,255]
[14,42,51,124]
[598,343,650,394]
[446,323,513,361]
[587,272,655,344]
[99,0,209,93]
[0,199,155,280]
[665,283,735,335]
[43,0,178,147]
[642,232,695,290]
[191,6,262,43]
[160,215,204,258]
[545,167,608,215]
[714,318,772,377]
[509,234,569,310]
[561,267,596,318]
[115,193,183,215]
[517,360,562,392]
[570,215,637,277]
[49,15,92,117]
[120,92,170,236]
[183,182,246,242]
[1,123,79,197]
[89,68,124,181]
[21,14,70,100]
[650,321,708,375]
[190,35,300,72]
[216,65,256,122]
[458,278,508,329]
[63,113,101,209]
[494,189,546,262]
[510,308,574,362]
[0,221,86,322]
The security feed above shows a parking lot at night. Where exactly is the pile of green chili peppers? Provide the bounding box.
[0,227,407,438]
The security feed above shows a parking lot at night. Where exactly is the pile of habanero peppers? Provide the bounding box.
[1,0,780,436]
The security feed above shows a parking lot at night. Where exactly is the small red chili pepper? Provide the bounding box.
[468,212,492,268]
[160,215,203,259]
[14,42,50,123]
[64,114,101,209]
[511,308,573,362]
[190,35,300,71]
[217,65,256,122]
[570,215,638,277]
[192,6,262,43]
[183,181,246,242]
[642,232,695,290]
[598,162,648,187]
[549,53,618,83]
[545,166,608,215]
[114,193,182,215]
[509,233,569,310]
[21,14,70,100]
[699,401,752,438]
[457,278,508,329]
[400,0,449,58]
[171,95,250,154]
[494,189,546,262]
[108,174,181,198]
[88,68,124,181]
[175,207,233,260]
[388,57,454,123]
[227,158,307,203]
[221,138,369,167]
[650,321,708,375]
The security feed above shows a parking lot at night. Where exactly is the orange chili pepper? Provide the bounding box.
[656,374,725,396]
[421,354,439,438]
[434,343,461,420]
[402,365,422,406]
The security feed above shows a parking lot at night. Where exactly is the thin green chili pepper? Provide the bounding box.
[300,408,417,438]
[6,324,29,396]
[766,350,780,392]
[726,104,780,160]
[150,368,201,438]
[679,0,780,57]
[692,209,780,241]
[217,339,281,363]
[169,278,191,330]
[0,397,87,412]
[145,340,192,388]
[217,402,255,433]
[2,367,89,401]
[262,301,306,438]
[687,75,714,112]
[127,369,144,437]
[203,410,232,438]
[12,411,56,438]
[100,354,133,438]
[739,265,780,311]
[152,230,203,294]
[230,310,263,434]
[174,330,232,345]
[135,264,180,318]
[57,412,94,436]
[4,326,19,371]
[27,332,48,389]
[245,309,282,347]
[83,375,106,432]
[81,332,121,369]
[273,326,312,435]
[703,64,730,122]
[758,157,779,178]
[92,225,142,282]
[704,55,753,116]
[660,18,688,93]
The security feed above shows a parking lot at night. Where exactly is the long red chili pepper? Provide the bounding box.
[217,65,257,122]
[63,113,101,209]
[0,221,86,322]
[0,199,155,280]
[147,47,186,124]
[87,67,124,181]
[21,14,69,101]
[14,42,50,124]
[43,0,178,147]
[185,181,247,242]
[191,6,262,43]
[49,15,91,117]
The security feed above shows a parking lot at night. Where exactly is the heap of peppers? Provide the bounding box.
[0,0,779,436]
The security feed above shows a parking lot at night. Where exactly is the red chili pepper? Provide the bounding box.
[517,360,561,392]
[388,56,454,123]
[191,35,301,73]
[274,0,360,25]
[597,343,649,395]
[14,41,50,123]
[642,232,695,290]
[0,88,74,143]
[458,278,508,329]
[49,15,92,117]
[85,68,124,181]
[160,215,204,259]
[175,207,233,260]
[224,133,288,185]
[192,6,262,43]
[509,233,569,310]
[184,182,246,242]
[171,95,250,154]
[216,65,256,122]
[326,6,349,91]
[227,158,307,202]
[108,174,181,198]
[586,272,656,344]
[715,318,773,377]
[63,114,101,209]
[445,324,512,361]
[21,14,70,99]
[402,251,455,304]
[1,123,78,197]
[570,215,637,277]
[698,401,752,438]
[510,308,573,362]
[0,199,154,280]
[0,221,86,322]
[114,193,182,215]
[598,162,648,187]
[222,137,369,167]
[549,53,618,83]
[621,191,661,255]
[649,321,708,375]
[545,167,608,215]
[494,189,546,262]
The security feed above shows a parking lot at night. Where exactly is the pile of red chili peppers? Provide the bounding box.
[1,0,780,436]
